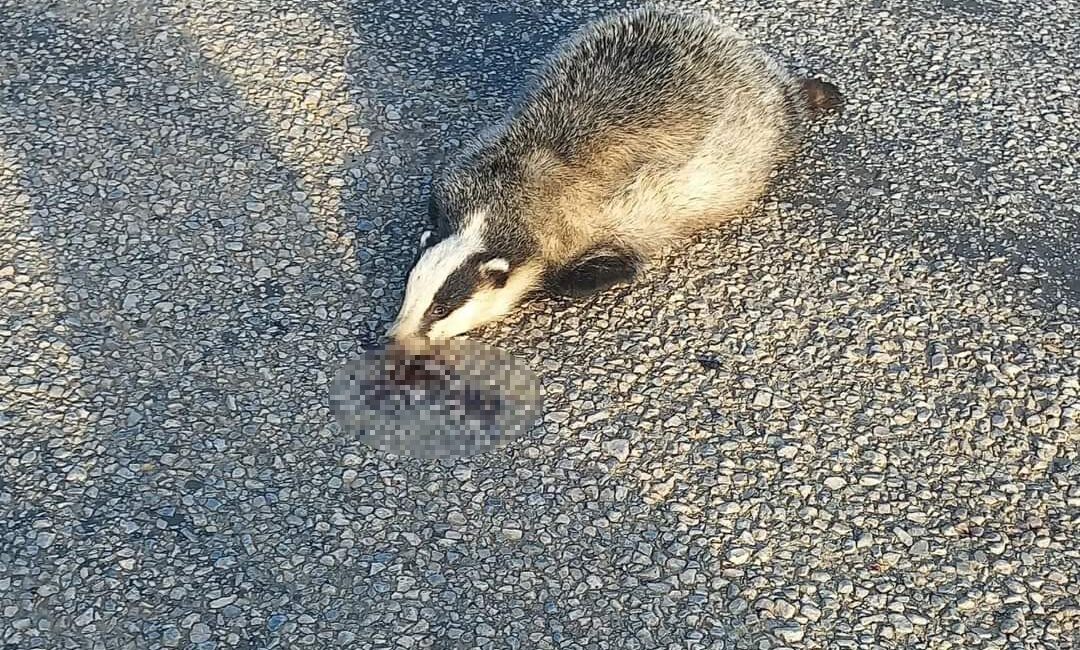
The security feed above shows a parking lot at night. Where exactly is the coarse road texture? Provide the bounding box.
[1,0,1078,649]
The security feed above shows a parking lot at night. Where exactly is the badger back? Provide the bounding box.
[506,7,814,169]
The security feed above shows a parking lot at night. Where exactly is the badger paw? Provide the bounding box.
[544,247,643,298]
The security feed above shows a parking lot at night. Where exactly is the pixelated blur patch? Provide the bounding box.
[328,339,543,459]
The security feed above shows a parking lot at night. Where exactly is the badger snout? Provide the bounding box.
[383,321,430,353]
[388,334,429,352]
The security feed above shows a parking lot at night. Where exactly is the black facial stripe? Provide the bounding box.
[423,260,481,326]
[421,251,514,326]
[415,320,434,337]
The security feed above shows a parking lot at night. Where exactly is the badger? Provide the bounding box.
[385,4,842,347]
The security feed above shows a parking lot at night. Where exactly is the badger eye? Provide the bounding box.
[430,305,450,319]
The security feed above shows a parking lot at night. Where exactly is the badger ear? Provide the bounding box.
[419,230,435,248]
[480,257,510,274]
[480,257,511,288]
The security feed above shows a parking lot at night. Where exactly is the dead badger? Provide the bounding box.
[386,5,841,346]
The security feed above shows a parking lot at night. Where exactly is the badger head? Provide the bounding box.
[386,223,542,347]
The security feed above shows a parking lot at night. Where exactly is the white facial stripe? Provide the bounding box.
[390,232,479,336]
[387,212,487,339]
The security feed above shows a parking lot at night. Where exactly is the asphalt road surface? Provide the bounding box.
[1,1,1078,649]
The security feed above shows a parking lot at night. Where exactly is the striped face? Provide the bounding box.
[386,224,541,346]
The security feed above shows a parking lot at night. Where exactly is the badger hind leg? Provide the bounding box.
[543,246,644,298]
[799,77,843,115]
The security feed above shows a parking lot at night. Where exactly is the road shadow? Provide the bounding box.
[0,4,378,648]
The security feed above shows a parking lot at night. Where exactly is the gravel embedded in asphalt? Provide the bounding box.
[1,0,1078,649]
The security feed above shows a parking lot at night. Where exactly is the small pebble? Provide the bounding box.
[727,547,752,565]
[824,476,846,490]
[189,624,211,644]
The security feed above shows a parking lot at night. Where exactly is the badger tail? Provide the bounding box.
[799,77,843,117]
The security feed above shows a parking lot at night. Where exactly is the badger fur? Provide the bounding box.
[386,4,842,345]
